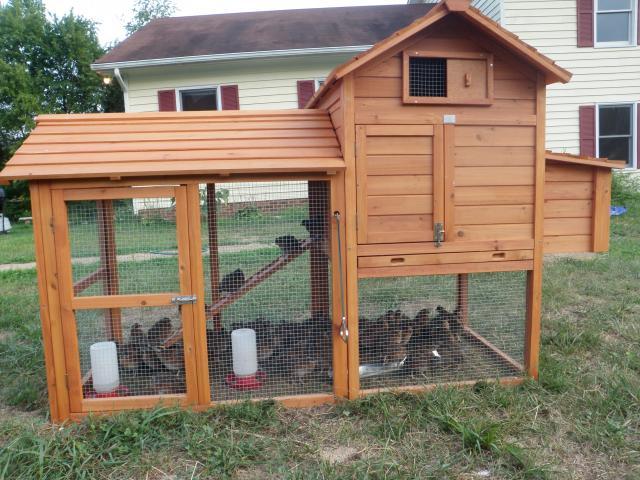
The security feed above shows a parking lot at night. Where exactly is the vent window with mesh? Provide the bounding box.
[409,57,447,97]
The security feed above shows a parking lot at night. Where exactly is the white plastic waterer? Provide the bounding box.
[231,328,258,377]
[90,341,120,393]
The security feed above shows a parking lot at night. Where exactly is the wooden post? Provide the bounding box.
[308,181,330,317]
[592,168,611,252]
[97,200,122,343]
[525,73,546,379]
[456,273,469,326]
[187,184,211,405]
[206,184,222,330]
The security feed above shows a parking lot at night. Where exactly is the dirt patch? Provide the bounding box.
[318,446,361,465]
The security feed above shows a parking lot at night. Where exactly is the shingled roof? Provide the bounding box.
[94,4,434,66]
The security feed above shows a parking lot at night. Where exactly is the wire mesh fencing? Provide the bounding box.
[67,198,180,297]
[409,57,448,97]
[77,306,187,398]
[200,181,333,401]
[358,271,526,391]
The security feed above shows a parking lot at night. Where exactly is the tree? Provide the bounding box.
[125,0,176,35]
[0,0,114,218]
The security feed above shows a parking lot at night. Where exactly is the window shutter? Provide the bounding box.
[297,80,316,109]
[579,105,596,157]
[220,85,240,110]
[577,0,594,47]
[157,89,176,111]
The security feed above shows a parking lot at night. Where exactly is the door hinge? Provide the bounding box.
[171,295,197,305]
[434,223,445,247]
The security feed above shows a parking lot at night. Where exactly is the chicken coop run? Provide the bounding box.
[0,0,623,422]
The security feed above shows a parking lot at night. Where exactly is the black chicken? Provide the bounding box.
[301,217,326,240]
[275,235,303,255]
[219,269,245,294]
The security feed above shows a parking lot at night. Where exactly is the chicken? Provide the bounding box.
[275,235,304,255]
[301,217,326,240]
[206,328,231,374]
[147,317,173,348]
[118,323,147,371]
[219,269,245,294]
[381,310,413,364]
[156,343,184,371]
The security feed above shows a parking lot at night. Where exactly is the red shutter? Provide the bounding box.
[297,80,316,109]
[579,105,596,157]
[577,0,594,47]
[157,89,176,111]
[220,85,239,110]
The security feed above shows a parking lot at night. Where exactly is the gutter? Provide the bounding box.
[91,45,371,72]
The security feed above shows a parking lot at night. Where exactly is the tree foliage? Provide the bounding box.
[0,0,119,218]
[125,0,176,35]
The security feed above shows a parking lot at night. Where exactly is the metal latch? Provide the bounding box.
[434,223,445,247]
[171,295,197,305]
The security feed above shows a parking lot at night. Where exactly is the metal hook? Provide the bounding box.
[334,212,349,343]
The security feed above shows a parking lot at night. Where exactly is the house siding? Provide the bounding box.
[124,53,354,112]
[502,0,640,165]
[472,0,501,22]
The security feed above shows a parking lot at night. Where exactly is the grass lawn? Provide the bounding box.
[0,186,638,478]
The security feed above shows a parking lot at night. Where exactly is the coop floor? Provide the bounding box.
[360,334,522,391]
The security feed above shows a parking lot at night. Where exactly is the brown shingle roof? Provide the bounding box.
[94,4,434,65]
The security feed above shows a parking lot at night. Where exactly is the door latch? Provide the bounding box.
[171,295,197,305]
[434,223,445,247]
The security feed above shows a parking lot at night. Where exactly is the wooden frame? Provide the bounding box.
[402,50,494,105]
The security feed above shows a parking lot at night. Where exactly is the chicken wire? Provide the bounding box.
[67,198,180,297]
[358,271,526,390]
[200,181,333,401]
[409,57,448,97]
[77,306,187,398]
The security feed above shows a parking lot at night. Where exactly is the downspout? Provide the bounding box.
[113,68,130,112]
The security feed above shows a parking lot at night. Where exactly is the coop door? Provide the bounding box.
[356,124,444,245]
[51,186,199,413]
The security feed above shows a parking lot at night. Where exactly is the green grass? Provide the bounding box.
[0,224,35,264]
[0,197,639,478]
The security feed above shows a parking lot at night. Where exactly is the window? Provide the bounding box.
[597,104,636,167]
[409,57,447,97]
[595,0,636,46]
[178,87,218,111]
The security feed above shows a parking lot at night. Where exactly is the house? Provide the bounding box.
[92,4,435,112]
[412,0,640,170]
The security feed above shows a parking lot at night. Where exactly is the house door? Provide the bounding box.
[51,185,200,413]
[355,124,444,245]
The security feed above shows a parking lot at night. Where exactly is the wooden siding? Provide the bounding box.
[0,111,344,181]
[502,0,640,161]
[543,160,609,253]
[125,54,351,113]
[353,19,538,250]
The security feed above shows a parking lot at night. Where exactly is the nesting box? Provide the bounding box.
[0,0,622,422]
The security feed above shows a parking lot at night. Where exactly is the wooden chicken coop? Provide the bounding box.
[0,0,623,422]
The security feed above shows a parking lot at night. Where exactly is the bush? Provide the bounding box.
[611,172,640,206]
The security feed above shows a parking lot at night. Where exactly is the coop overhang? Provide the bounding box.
[0,110,345,182]
[309,0,571,108]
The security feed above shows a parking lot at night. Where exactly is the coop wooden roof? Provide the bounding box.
[545,151,625,169]
[0,110,345,182]
[310,0,571,107]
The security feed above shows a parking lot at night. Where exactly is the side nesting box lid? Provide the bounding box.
[544,151,624,254]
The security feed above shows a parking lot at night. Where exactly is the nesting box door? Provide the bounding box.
[50,186,200,413]
[356,124,443,245]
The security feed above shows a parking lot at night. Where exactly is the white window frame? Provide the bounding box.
[314,78,325,90]
[596,102,637,169]
[176,85,221,111]
[594,0,637,47]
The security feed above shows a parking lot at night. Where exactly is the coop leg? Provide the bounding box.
[456,273,469,326]
[97,200,122,342]
[308,181,330,319]
[206,184,222,330]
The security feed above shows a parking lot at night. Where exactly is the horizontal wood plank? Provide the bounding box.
[544,199,593,218]
[544,181,593,200]
[544,235,593,253]
[357,239,535,256]
[358,250,533,268]
[455,166,534,186]
[358,260,534,278]
[367,155,432,175]
[544,217,592,236]
[454,223,534,241]
[455,186,535,205]
[455,146,535,167]
[367,175,433,195]
[455,126,536,147]
[367,195,433,215]
[366,136,433,155]
[546,163,593,182]
[455,205,534,225]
